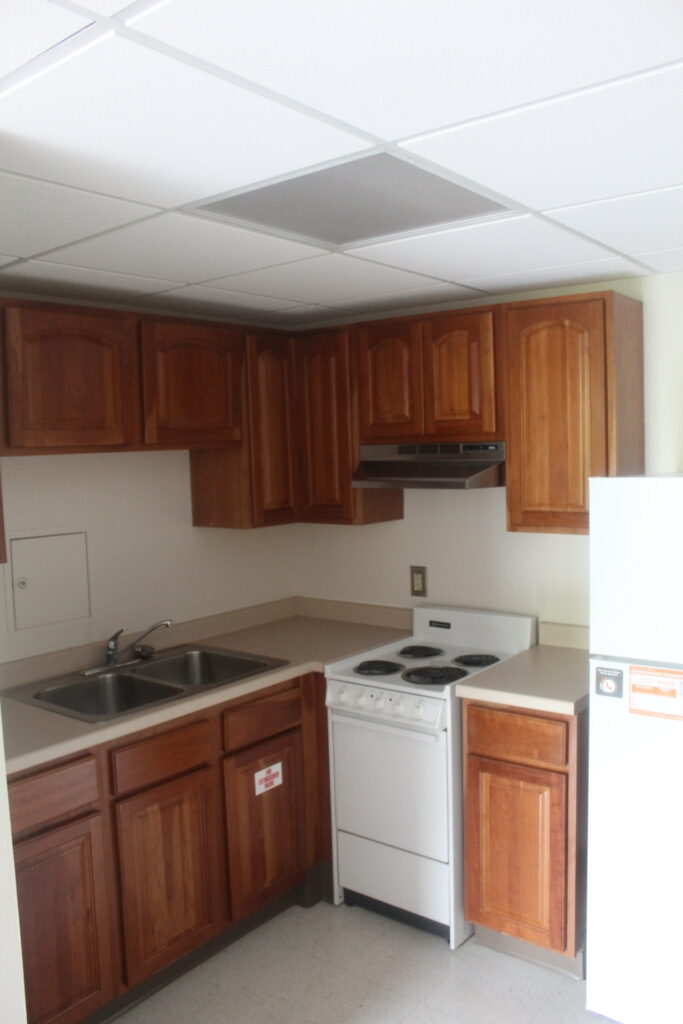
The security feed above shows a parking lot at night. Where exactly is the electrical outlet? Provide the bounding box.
[410,565,427,597]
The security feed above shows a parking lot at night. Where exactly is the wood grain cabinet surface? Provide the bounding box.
[296,328,404,525]
[141,320,243,445]
[503,292,643,534]
[8,674,331,1024]
[357,310,498,443]
[463,700,586,957]
[4,304,141,450]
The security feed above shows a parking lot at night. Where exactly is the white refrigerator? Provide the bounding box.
[588,476,683,1024]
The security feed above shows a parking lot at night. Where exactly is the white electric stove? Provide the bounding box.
[325,605,536,948]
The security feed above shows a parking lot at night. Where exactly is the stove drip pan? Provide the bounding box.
[354,660,403,676]
[398,645,444,658]
[453,654,500,667]
[402,666,469,685]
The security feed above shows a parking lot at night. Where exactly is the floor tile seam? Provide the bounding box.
[524,971,573,1023]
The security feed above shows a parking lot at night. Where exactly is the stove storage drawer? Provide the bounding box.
[337,831,450,925]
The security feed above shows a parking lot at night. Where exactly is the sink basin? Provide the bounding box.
[3,644,289,723]
[33,673,185,722]
[135,648,274,687]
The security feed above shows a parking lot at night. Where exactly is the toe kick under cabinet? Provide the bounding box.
[7,672,331,1024]
[462,700,587,958]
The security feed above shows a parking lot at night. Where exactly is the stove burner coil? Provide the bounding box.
[402,666,469,685]
[354,660,403,676]
[453,654,501,667]
[398,644,444,658]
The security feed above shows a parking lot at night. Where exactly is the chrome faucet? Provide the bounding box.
[81,620,173,676]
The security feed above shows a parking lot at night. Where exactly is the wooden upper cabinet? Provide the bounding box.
[422,312,497,438]
[504,292,643,533]
[4,304,141,449]
[297,329,354,523]
[357,320,424,440]
[141,320,243,445]
[247,333,299,526]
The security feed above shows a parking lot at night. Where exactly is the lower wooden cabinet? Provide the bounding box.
[462,700,586,957]
[115,765,227,985]
[9,674,330,1024]
[13,815,114,1024]
[224,729,306,920]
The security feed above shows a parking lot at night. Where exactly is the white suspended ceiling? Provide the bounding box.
[0,0,681,329]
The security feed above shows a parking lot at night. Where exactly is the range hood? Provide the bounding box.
[353,442,505,490]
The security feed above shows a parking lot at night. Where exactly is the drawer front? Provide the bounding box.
[466,704,568,769]
[111,719,214,796]
[9,755,99,837]
[223,685,302,753]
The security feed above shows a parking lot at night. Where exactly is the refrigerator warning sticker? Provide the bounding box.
[629,666,683,719]
[254,762,283,796]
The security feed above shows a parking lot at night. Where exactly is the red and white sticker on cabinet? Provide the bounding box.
[254,762,283,795]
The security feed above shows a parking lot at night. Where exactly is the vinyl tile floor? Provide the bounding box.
[113,902,616,1024]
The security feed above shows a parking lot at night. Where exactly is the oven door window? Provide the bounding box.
[331,714,449,862]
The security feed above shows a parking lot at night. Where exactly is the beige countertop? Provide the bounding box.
[1,615,410,775]
[1,610,589,775]
[455,644,589,715]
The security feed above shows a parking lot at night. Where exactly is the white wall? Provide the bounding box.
[0,271,681,663]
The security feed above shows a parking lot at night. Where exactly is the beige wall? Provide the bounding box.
[1,270,681,663]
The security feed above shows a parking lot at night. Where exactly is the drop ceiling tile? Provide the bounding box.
[331,283,484,313]
[130,0,683,138]
[67,1,143,13]
[0,255,18,267]
[210,254,444,303]
[251,305,343,327]
[46,213,327,283]
[0,259,178,300]
[349,217,613,282]
[631,249,683,273]
[0,1,91,79]
[460,257,646,294]
[547,186,683,255]
[0,171,157,256]
[0,34,368,206]
[134,285,301,316]
[402,66,683,210]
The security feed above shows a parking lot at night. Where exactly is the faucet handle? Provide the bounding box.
[106,627,126,653]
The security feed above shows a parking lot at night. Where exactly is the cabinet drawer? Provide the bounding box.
[111,719,213,796]
[223,685,302,753]
[9,755,99,838]
[466,705,568,769]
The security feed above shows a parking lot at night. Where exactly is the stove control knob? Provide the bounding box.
[338,687,349,705]
[357,691,369,708]
[414,701,426,721]
[395,698,406,715]
[374,694,385,711]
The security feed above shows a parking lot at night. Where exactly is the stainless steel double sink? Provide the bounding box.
[3,646,289,723]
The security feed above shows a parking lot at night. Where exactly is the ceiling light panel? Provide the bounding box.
[0,1,91,79]
[205,254,444,303]
[547,186,683,255]
[45,212,327,283]
[0,259,178,300]
[130,0,683,138]
[0,35,368,207]
[350,216,614,281]
[198,154,506,245]
[0,171,156,256]
[402,66,683,211]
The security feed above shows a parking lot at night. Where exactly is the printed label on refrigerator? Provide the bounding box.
[629,666,683,719]
[254,762,283,795]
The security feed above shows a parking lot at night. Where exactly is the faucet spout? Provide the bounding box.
[117,619,173,661]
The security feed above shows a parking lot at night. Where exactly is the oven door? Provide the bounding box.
[330,711,449,862]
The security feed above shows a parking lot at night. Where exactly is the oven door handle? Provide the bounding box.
[329,710,443,742]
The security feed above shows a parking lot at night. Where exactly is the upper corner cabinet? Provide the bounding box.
[141,320,244,446]
[4,303,141,449]
[356,311,498,443]
[503,292,644,534]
